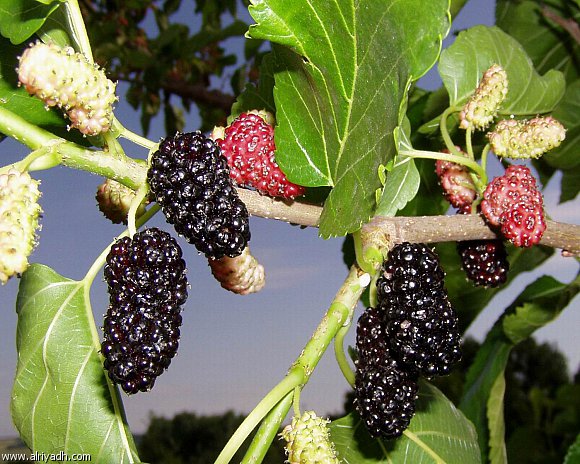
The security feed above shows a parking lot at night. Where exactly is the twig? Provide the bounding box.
[542,5,580,45]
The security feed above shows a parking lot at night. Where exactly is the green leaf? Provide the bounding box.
[544,79,580,170]
[247,0,450,237]
[503,274,579,344]
[460,273,580,462]
[439,25,565,116]
[560,168,580,203]
[230,52,276,122]
[0,0,60,44]
[496,0,580,83]
[376,122,420,217]
[35,2,72,48]
[487,374,507,464]
[11,264,141,463]
[0,37,67,127]
[330,382,481,463]
[564,434,580,464]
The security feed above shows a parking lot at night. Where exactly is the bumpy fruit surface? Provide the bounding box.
[18,42,116,136]
[356,306,394,369]
[355,363,419,439]
[281,411,340,464]
[208,246,265,295]
[376,243,462,377]
[96,178,147,224]
[435,157,477,209]
[481,165,546,247]
[101,228,188,394]
[147,131,250,259]
[488,116,566,159]
[459,64,508,130]
[215,112,305,198]
[457,239,509,287]
[0,169,42,284]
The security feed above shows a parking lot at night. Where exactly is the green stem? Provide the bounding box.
[334,318,355,388]
[64,0,94,61]
[114,119,157,150]
[217,266,367,464]
[353,230,383,274]
[127,184,149,238]
[240,393,293,464]
[439,106,463,158]
[0,106,147,189]
[399,148,486,181]
[292,387,302,417]
[0,143,62,175]
[215,369,304,464]
[465,127,475,160]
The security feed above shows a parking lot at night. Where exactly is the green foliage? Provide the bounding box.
[12,264,140,462]
[0,0,60,44]
[330,382,481,463]
[439,25,565,115]
[460,273,580,463]
[247,0,450,237]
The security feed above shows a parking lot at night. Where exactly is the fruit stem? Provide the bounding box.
[114,119,157,150]
[292,387,302,416]
[0,142,62,175]
[214,368,304,464]
[465,126,475,160]
[64,0,94,62]
[127,184,149,238]
[0,106,147,189]
[218,265,366,464]
[399,148,486,181]
[240,392,293,464]
[334,319,356,388]
[439,106,464,158]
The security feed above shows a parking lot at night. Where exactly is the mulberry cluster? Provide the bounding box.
[18,41,116,136]
[0,169,42,283]
[435,155,477,210]
[101,228,188,394]
[457,239,509,287]
[354,243,462,440]
[214,112,305,198]
[281,411,340,464]
[481,165,546,247]
[147,131,250,259]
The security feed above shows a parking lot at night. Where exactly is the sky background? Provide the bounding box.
[0,0,578,438]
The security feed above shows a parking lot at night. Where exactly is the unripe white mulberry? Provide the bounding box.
[18,41,117,136]
[460,64,508,131]
[208,246,265,295]
[96,178,147,225]
[0,169,42,283]
[281,410,340,464]
[488,116,566,159]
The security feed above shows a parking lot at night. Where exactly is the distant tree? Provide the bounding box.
[138,411,286,463]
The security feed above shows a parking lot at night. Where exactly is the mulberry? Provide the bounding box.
[215,112,305,198]
[101,228,188,394]
[457,239,509,287]
[208,246,265,295]
[376,243,462,377]
[147,131,250,259]
[96,178,147,225]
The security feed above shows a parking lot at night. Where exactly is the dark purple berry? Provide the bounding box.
[457,239,509,287]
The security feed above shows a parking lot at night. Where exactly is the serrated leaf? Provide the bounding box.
[439,25,565,116]
[502,274,579,344]
[247,0,450,237]
[12,264,141,463]
[330,382,481,463]
[460,272,580,462]
[229,52,276,123]
[487,374,507,464]
[496,0,580,83]
[0,0,60,44]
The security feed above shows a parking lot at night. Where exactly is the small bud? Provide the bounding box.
[18,42,117,136]
[0,169,42,283]
[435,148,477,209]
[96,178,147,225]
[208,247,265,295]
[460,64,508,131]
[488,116,566,159]
[281,410,340,464]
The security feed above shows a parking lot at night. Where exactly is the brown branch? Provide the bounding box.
[236,188,580,255]
[162,76,235,113]
[541,5,580,45]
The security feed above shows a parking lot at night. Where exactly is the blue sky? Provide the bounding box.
[0,0,578,439]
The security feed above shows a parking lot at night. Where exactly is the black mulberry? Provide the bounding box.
[457,239,509,287]
[354,363,419,439]
[101,227,188,394]
[147,131,250,259]
[376,242,462,377]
